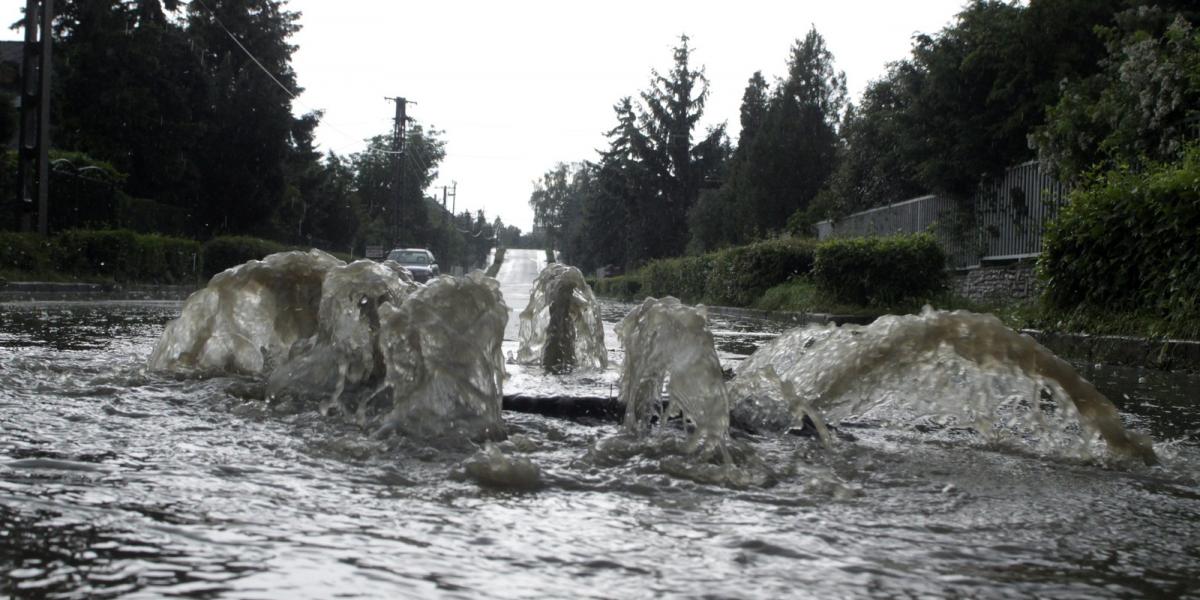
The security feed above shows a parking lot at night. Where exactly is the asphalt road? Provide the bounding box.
[492,248,547,341]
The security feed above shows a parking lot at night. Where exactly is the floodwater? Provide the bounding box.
[2,250,1199,599]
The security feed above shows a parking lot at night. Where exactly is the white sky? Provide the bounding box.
[4,0,967,231]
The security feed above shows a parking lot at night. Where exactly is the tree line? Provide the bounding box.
[531,0,1199,274]
[0,0,523,268]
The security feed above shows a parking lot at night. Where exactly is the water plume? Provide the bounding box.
[148,250,342,374]
[149,251,508,442]
[372,272,509,442]
[730,308,1156,464]
[616,297,731,455]
[517,263,606,373]
[267,259,417,412]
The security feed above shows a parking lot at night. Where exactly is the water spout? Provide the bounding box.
[148,250,343,374]
[616,297,730,453]
[730,308,1156,464]
[374,272,509,442]
[149,251,508,442]
[517,263,607,373]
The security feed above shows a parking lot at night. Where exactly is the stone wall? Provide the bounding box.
[950,261,1040,303]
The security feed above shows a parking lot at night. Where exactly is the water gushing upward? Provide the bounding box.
[148,250,341,374]
[731,308,1156,464]
[617,297,731,453]
[517,263,607,373]
[149,251,508,441]
[267,258,417,412]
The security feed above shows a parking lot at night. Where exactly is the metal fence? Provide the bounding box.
[816,161,1068,269]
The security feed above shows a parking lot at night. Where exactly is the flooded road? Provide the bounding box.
[2,256,1199,598]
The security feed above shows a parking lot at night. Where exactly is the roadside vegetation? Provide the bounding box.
[0,230,360,285]
[593,233,947,313]
[556,2,1200,342]
[0,1,515,275]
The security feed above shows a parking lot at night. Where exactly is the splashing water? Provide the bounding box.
[730,307,1156,464]
[148,251,508,442]
[517,263,607,373]
[148,250,342,374]
[616,297,731,453]
[372,272,509,442]
[267,258,418,410]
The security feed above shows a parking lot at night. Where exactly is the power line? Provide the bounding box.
[190,0,388,156]
[191,0,296,101]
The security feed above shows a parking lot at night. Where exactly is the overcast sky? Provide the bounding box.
[5,0,968,231]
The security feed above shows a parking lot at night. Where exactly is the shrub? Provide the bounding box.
[813,233,946,306]
[641,255,713,303]
[52,229,139,280]
[134,234,201,284]
[201,236,287,278]
[595,274,643,301]
[20,229,201,283]
[705,238,816,306]
[1040,146,1200,322]
[0,232,54,274]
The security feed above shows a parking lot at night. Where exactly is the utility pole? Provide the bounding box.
[449,181,458,216]
[17,0,54,234]
[384,96,410,247]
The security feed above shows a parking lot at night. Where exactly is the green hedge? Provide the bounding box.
[641,255,713,303]
[1040,147,1200,321]
[0,230,363,284]
[0,232,54,273]
[1,229,200,283]
[53,229,139,280]
[812,233,946,306]
[705,238,816,306]
[596,237,815,306]
[594,274,643,301]
[200,236,287,278]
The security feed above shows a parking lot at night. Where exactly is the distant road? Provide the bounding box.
[492,249,547,341]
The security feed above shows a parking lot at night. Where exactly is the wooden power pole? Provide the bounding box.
[385,96,409,247]
[17,0,54,234]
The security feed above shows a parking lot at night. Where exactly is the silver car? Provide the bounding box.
[386,248,440,283]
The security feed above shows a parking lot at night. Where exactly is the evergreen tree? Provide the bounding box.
[737,27,846,233]
[633,35,727,260]
[52,0,209,219]
[686,71,769,252]
[186,0,301,236]
[576,99,643,271]
[737,71,770,155]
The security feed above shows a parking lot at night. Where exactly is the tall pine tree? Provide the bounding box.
[633,35,727,260]
[186,0,300,236]
[738,27,845,234]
